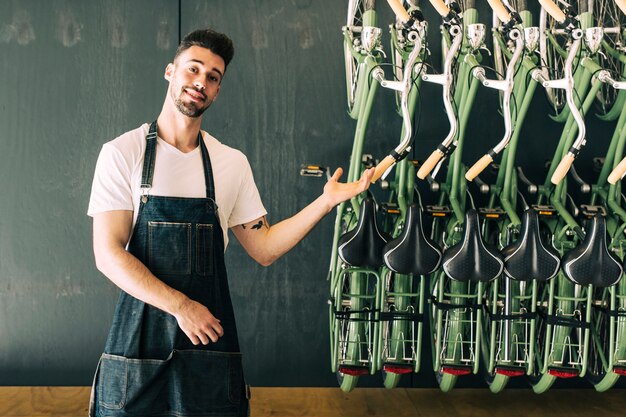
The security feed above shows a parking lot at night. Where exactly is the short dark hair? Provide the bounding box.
[174,29,234,68]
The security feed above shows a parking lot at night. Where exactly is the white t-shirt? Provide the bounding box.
[87,123,267,249]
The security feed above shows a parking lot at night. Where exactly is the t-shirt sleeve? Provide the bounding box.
[87,143,134,216]
[228,157,267,228]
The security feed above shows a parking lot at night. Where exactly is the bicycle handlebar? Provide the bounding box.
[551,153,575,185]
[488,0,512,24]
[386,0,412,24]
[465,24,524,182]
[428,0,451,18]
[608,157,626,184]
[417,25,464,180]
[538,0,566,24]
[418,149,445,180]
[370,10,426,183]
[466,153,495,182]
[549,35,585,185]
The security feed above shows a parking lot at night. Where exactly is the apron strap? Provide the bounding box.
[140,121,216,202]
[140,121,158,189]
[199,133,216,202]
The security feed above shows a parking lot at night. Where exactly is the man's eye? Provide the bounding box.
[189,67,198,73]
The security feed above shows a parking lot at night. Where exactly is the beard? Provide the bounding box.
[171,85,211,118]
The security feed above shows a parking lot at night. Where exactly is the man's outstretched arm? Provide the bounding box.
[231,167,374,266]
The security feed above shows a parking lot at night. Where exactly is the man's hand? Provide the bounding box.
[174,298,224,345]
[321,167,375,209]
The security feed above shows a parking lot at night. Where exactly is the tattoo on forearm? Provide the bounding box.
[251,220,264,230]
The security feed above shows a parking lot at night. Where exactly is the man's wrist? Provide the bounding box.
[318,193,336,214]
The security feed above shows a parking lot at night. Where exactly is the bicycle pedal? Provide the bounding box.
[409,159,421,168]
[383,363,414,375]
[579,204,607,218]
[361,154,376,169]
[478,207,505,219]
[532,204,557,217]
[299,164,327,178]
[381,202,401,215]
[593,157,605,172]
[426,205,451,217]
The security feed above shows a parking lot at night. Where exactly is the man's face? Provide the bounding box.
[165,46,226,118]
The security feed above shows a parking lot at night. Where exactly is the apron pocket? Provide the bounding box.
[97,354,128,410]
[99,353,170,415]
[196,224,214,276]
[97,351,243,415]
[172,350,243,414]
[148,221,192,275]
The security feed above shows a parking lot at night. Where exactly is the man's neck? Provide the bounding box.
[156,107,203,153]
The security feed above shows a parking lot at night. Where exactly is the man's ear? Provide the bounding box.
[164,63,174,81]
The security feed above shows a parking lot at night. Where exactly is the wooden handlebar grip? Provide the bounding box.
[371,155,397,183]
[550,153,575,185]
[538,0,566,23]
[608,156,626,184]
[417,149,444,180]
[386,0,411,23]
[616,0,626,16]
[487,0,512,23]
[428,0,451,17]
[465,154,494,181]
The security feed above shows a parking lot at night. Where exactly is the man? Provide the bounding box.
[88,29,373,416]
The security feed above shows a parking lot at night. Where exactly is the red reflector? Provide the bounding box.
[383,364,413,374]
[441,366,472,376]
[338,365,369,376]
[613,367,626,376]
[547,368,579,378]
[495,367,525,377]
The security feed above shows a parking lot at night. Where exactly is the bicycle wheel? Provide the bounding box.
[336,269,376,392]
[527,279,557,392]
[344,0,376,114]
[381,272,413,389]
[586,286,618,390]
[594,0,626,120]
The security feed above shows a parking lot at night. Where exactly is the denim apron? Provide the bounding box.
[90,122,250,417]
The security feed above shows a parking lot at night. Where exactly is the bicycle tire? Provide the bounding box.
[381,273,412,389]
[436,370,458,392]
[344,0,376,114]
[586,287,614,390]
[480,228,511,393]
[337,271,368,393]
[587,276,626,391]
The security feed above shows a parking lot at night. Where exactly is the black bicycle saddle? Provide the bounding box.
[442,209,503,282]
[338,197,390,268]
[561,214,623,287]
[502,209,560,282]
[383,204,442,275]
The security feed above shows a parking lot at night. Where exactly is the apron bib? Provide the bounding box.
[89,122,249,417]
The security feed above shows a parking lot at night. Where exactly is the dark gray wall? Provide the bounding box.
[0,0,621,389]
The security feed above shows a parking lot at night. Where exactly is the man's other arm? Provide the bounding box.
[92,210,223,345]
